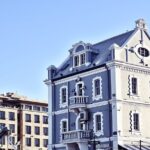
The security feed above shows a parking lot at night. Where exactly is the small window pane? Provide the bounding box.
[9,112,15,121]
[26,126,31,134]
[0,111,5,120]
[26,138,31,146]
[96,115,101,131]
[95,79,100,96]
[43,127,48,136]
[62,88,67,103]
[133,113,139,130]
[80,53,85,65]
[132,77,137,94]
[74,56,79,66]
[35,127,40,135]
[34,115,40,123]
[35,138,40,147]
[25,114,31,122]
[9,124,15,133]
[43,139,48,147]
[43,116,48,124]
[62,121,67,132]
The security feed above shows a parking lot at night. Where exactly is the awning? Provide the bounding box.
[119,144,150,150]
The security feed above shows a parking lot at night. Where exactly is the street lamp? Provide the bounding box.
[88,129,100,150]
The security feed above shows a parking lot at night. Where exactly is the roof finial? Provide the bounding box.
[135,19,147,31]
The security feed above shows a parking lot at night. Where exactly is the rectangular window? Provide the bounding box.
[132,77,137,94]
[9,112,15,121]
[74,55,79,67]
[25,105,32,110]
[0,123,5,129]
[95,79,100,96]
[33,106,40,111]
[35,126,40,135]
[0,111,5,120]
[34,115,40,123]
[96,115,101,131]
[77,83,83,96]
[43,139,48,147]
[35,138,40,147]
[25,114,31,122]
[10,136,15,145]
[133,113,139,131]
[26,138,31,146]
[80,53,85,65]
[9,124,15,133]
[62,121,67,132]
[43,116,48,124]
[43,127,48,136]
[42,107,48,112]
[62,88,67,103]
[0,137,5,145]
[26,126,31,134]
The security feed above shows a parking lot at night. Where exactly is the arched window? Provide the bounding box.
[76,45,84,52]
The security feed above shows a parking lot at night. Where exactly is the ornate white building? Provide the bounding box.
[45,19,150,150]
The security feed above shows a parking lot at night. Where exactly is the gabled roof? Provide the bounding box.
[52,29,137,79]
[93,30,135,50]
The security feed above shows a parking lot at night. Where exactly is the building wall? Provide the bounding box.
[0,106,18,150]
[21,104,48,150]
[0,95,48,150]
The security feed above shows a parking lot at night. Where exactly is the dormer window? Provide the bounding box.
[74,53,86,67]
[80,53,86,65]
[74,55,79,67]
[71,42,93,68]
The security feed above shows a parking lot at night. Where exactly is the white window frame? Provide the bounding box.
[80,53,86,65]
[92,76,102,100]
[73,52,86,68]
[75,81,85,96]
[93,112,103,136]
[60,119,68,133]
[59,85,68,108]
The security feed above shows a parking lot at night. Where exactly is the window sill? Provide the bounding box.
[94,130,104,136]
[93,95,102,101]
[60,103,68,108]
[129,94,140,99]
[132,130,141,135]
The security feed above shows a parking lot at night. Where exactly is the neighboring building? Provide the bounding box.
[45,19,150,150]
[0,92,48,150]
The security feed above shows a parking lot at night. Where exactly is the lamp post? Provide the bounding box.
[139,140,142,150]
[88,129,100,150]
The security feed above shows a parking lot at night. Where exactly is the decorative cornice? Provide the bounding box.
[107,61,150,75]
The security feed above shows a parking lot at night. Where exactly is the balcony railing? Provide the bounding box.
[61,130,91,144]
[69,96,88,110]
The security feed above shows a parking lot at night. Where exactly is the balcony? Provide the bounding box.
[61,130,91,144]
[69,96,88,112]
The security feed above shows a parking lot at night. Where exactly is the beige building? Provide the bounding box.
[0,92,48,150]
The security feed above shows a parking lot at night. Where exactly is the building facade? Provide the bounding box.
[0,92,48,150]
[45,19,150,150]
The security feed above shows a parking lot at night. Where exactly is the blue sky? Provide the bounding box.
[0,0,149,101]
